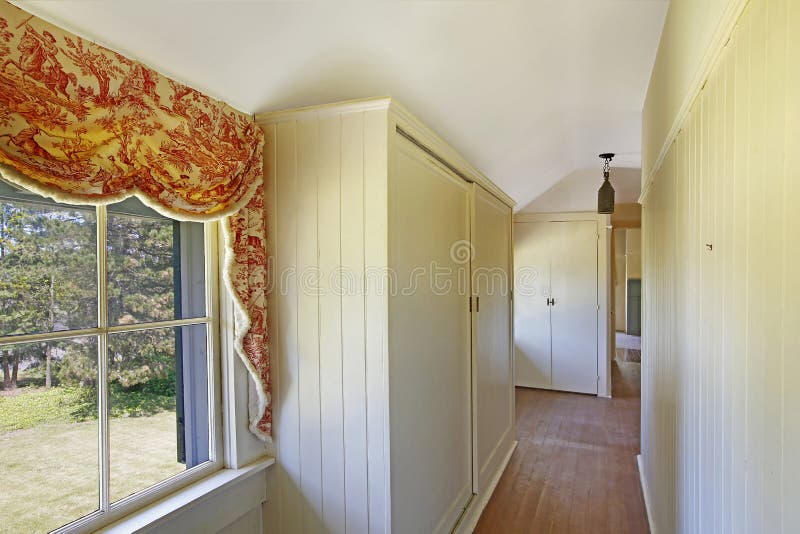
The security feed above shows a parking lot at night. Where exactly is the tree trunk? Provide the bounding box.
[1,205,6,259]
[46,274,55,388]
[11,352,19,388]
[1,212,7,390]
[45,344,52,388]
[2,352,11,390]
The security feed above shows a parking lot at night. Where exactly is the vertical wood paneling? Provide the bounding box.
[318,114,346,533]
[296,118,324,531]
[783,3,800,531]
[274,120,302,534]
[709,55,724,534]
[363,109,389,534]
[762,1,787,531]
[719,45,734,534]
[267,111,382,534]
[745,4,766,530]
[781,2,800,532]
[641,1,800,532]
[340,113,369,533]
[730,13,750,533]
[262,124,280,534]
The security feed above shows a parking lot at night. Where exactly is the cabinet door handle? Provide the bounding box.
[546,297,553,306]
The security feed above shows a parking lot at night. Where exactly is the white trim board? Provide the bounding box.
[101,458,275,534]
[637,454,657,534]
[454,440,518,533]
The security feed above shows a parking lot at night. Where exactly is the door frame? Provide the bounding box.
[514,211,612,398]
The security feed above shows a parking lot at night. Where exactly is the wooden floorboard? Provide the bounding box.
[474,360,649,534]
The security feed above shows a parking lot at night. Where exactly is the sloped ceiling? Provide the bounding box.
[12,0,667,210]
[519,167,642,213]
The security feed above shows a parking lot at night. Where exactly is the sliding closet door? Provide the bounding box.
[473,185,513,490]
[550,221,598,394]
[388,136,472,533]
[514,222,552,388]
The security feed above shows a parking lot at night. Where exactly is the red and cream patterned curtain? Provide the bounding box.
[0,2,271,439]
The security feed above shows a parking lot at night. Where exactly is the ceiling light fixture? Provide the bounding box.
[597,153,615,214]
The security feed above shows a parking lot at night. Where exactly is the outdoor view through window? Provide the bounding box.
[0,178,215,533]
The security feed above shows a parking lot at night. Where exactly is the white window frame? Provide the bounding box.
[0,199,225,533]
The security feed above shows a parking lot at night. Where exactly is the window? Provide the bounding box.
[0,178,222,533]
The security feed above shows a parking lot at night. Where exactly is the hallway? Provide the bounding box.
[475,361,648,533]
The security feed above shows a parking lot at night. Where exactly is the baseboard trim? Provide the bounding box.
[478,424,512,486]
[637,454,657,534]
[454,440,517,533]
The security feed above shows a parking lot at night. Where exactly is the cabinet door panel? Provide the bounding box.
[388,137,472,533]
[550,221,598,394]
[473,186,513,490]
[514,222,552,388]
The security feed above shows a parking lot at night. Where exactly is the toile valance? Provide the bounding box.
[0,1,271,439]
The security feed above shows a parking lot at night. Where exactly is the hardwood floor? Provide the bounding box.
[474,360,649,534]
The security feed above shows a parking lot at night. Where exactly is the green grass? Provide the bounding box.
[0,411,186,534]
[0,382,187,533]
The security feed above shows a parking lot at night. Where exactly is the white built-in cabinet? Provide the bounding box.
[514,214,611,396]
[257,97,516,534]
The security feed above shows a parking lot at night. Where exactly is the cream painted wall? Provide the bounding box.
[639,1,800,533]
[641,0,741,180]
[610,203,642,229]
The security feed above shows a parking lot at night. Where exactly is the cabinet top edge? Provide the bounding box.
[255,96,516,208]
[254,96,393,123]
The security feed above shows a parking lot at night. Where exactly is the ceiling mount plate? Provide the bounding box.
[598,153,615,159]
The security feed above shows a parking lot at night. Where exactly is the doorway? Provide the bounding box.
[626,278,641,336]
[611,213,642,379]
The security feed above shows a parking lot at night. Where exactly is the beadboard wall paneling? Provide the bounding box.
[639,0,800,532]
[263,110,388,533]
[641,0,748,188]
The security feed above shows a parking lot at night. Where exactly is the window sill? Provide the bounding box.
[99,456,275,533]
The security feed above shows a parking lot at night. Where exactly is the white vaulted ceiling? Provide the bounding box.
[13,0,668,210]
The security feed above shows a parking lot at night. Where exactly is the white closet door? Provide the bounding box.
[550,221,598,394]
[388,137,472,534]
[513,222,552,388]
[473,185,513,490]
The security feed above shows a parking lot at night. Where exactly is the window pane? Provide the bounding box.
[106,198,206,325]
[108,325,209,502]
[0,180,98,337]
[0,337,99,532]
